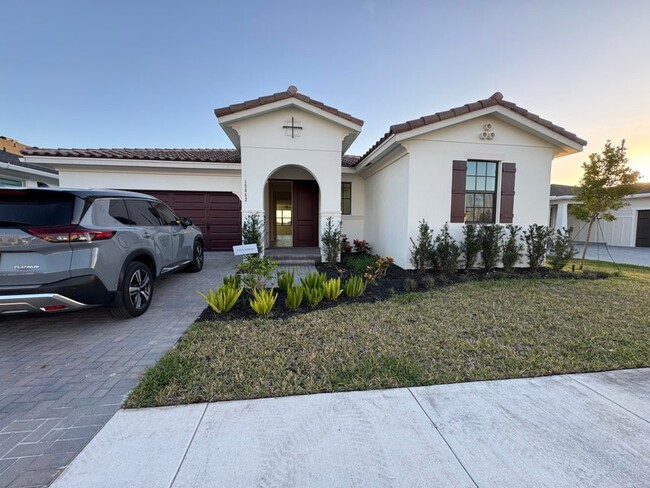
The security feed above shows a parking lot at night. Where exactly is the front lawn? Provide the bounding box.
[125,260,650,408]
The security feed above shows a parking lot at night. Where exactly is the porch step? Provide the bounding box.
[265,248,321,264]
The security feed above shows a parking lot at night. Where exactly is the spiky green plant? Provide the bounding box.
[285,286,304,310]
[198,285,243,314]
[300,271,327,290]
[222,274,242,289]
[304,286,325,308]
[249,288,277,316]
[276,270,295,292]
[344,276,366,298]
[323,278,343,300]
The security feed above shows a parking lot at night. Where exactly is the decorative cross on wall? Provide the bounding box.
[282,117,303,138]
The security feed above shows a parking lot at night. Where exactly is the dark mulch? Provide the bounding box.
[195,259,610,322]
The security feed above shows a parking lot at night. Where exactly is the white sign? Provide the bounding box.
[233,243,258,256]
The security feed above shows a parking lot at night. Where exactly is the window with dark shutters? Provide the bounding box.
[450,160,467,223]
[499,163,516,224]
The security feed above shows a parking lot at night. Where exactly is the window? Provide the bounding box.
[125,199,161,226]
[0,177,22,187]
[464,161,497,223]
[276,209,292,226]
[152,202,180,225]
[0,190,75,226]
[341,182,351,215]
[91,198,133,226]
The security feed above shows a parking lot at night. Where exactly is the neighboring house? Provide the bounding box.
[0,143,59,187]
[550,183,650,248]
[22,86,585,268]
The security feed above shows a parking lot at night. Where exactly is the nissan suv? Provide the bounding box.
[0,188,204,318]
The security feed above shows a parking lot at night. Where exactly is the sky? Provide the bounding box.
[2,0,649,184]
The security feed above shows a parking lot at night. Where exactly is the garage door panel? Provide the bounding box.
[134,190,241,251]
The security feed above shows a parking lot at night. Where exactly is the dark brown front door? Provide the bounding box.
[636,210,650,247]
[292,180,319,247]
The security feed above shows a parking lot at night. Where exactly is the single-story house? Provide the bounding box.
[22,86,585,268]
[550,183,650,248]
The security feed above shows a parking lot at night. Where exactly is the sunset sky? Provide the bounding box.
[2,0,649,184]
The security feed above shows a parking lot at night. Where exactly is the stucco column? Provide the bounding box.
[556,202,569,231]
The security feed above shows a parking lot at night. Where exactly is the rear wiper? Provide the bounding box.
[0,220,30,227]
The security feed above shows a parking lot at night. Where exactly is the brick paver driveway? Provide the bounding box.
[0,252,239,488]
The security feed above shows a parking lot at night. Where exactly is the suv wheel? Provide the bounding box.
[111,261,154,318]
[187,240,204,273]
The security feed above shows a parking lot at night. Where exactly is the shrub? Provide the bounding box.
[478,224,503,272]
[300,271,327,290]
[198,284,243,314]
[547,227,577,271]
[304,286,325,308]
[276,270,294,292]
[410,219,434,273]
[242,213,263,254]
[353,239,372,256]
[285,286,304,310]
[501,225,523,272]
[524,224,554,271]
[363,256,394,282]
[404,277,418,292]
[347,254,377,276]
[321,217,342,265]
[461,224,481,271]
[340,234,352,254]
[433,223,460,275]
[323,278,344,300]
[421,274,436,290]
[249,288,277,316]
[222,274,242,289]
[236,255,278,291]
[344,275,366,298]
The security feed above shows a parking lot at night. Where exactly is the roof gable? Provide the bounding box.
[357,92,586,166]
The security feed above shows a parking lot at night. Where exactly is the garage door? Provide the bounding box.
[138,191,241,251]
[636,210,650,247]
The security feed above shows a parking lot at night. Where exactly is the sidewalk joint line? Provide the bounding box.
[407,387,480,488]
[168,403,209,488]
[567,375,649,425]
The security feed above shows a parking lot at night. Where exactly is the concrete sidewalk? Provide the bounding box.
[576,243,650,267]
[51,369,649,487]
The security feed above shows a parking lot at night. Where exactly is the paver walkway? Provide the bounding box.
[51,369,649,488]
[0,253,240,488]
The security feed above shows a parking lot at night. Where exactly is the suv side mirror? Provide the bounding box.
[181,217,193,228]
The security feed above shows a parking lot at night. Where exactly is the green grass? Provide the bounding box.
[125,260,650,408]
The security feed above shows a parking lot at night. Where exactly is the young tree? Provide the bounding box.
[571,140,640,269]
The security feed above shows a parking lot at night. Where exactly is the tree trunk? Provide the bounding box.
[579,217,595,270]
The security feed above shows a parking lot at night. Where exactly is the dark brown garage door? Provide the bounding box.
[636,210,650,247]
[138,190,241,251]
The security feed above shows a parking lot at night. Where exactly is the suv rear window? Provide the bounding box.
[125,199,161,226]
[0,190,77,227]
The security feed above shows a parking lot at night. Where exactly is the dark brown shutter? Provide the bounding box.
[500,162,516,224]
[450,160,467,223]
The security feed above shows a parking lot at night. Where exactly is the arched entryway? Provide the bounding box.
[265,165,320,248]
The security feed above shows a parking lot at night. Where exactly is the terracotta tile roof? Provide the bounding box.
[21,147,242,163]
[551,182,650,197]
[356,92,587,165]
[21,146,361,168]
[214,85,364,127]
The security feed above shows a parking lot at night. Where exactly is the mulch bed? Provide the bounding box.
[195,258,610,322]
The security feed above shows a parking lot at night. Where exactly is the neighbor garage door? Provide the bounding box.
[139,191,241,251]
[636,210,650,247]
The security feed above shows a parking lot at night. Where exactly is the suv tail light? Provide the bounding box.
[27,225,116,243]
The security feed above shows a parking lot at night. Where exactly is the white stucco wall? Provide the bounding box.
[363,154,410,268]
[565,196,650,246]
[55,165,242,197]
[341,173,365,242]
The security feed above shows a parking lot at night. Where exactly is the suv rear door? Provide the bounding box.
[124,198,174,272]
[0,189,81,286]
[151,201,194,264]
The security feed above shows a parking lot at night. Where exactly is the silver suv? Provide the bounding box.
[0,188,204,318]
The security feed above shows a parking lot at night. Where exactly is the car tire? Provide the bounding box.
[187,240,204,273]
[111,261,154,318]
